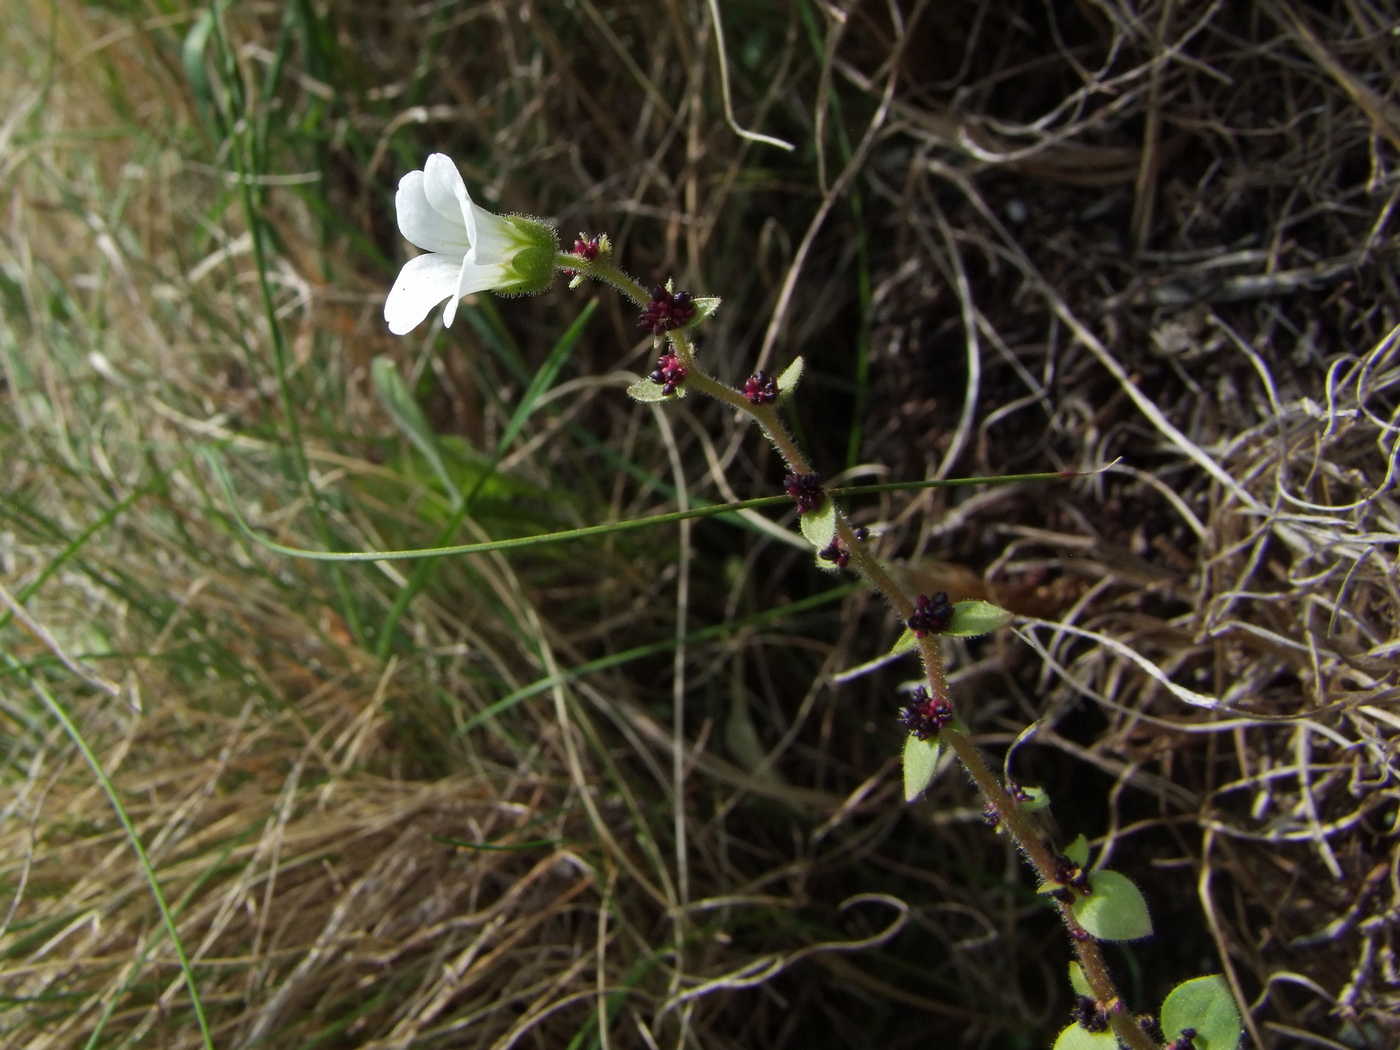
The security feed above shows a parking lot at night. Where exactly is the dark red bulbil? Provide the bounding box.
[896,686,954,740]
[906,591,954,637]
[783,472,824,514]
[744,371,778,404]
[572,234,602,261]
[648,351,687,395]
[638,285,696,335]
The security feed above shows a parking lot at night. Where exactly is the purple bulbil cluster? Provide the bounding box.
[897,686,954,740]
[572,234,601,261]
[906,591,954,637]
[783,472,824,514]
[744,371,778,404]
[648,351,688,395]
[638,285,696,335]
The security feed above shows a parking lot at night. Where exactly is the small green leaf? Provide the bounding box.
[1052,1024,1116,1050]
[945,600,1012,637]
[1072,870,1153,942]
[890,628,918,656]
[799,497,837,549]
[775,355,804,401]
[682,295,721,328]
[1160,975,1242,1050]
[903,733,942,801]
[1068,961,1092,997]
[372,357,462,509]
[1064,833,1090,867]
[627,377,683,402]
[1018,786,1051,813]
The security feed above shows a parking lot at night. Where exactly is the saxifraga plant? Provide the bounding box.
[379,154,1245,1050]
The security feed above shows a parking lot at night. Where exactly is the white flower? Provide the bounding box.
[385,154,557,335]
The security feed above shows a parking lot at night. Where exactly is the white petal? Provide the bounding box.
[396,170,470,254]
[442,259,514,327]
[423,154,476,240]
[385,252,465,334]
[465,206,520,265]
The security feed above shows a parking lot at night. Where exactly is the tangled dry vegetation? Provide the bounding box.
[860,2,1400,1046]
[1,2,1396,1049]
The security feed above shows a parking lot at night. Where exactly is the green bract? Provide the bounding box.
[1064,833,1090,867]
[902,732,942,801]
[1161,975,1242,1050]
[1051,1025,1116,1050]
[1018,786,1051,813]
[681,295,722,328]
[1072,870,1153,941]
[889,627,918,655]
[626,377,685,402]
[799,496,837,549]
[775,355,804,401]
[945,600,1012,637]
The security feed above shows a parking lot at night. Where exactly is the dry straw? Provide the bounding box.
[2,1,1397,1048]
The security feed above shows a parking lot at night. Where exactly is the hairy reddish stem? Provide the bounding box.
[673,343,1162,1050]
[561,256,1166,1047]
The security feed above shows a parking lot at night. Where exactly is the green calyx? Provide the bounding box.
[501,215,559,294]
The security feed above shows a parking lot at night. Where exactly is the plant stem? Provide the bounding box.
[670,346,1163,1050]
[558,253,649,306]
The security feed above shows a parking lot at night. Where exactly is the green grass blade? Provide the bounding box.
[457,582,854,734]
[372,356,464,509]
[370,298,597,658]
[209,450,1074,563]
[497,298,597,455]
[10,656,214,1050]
[85,821,267,1050]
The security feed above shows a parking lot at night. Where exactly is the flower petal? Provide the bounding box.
[441,258,514,327]
[423,154,476,240]
[396,170,471,254]
[466,206,521,266]
[384,252,465,335]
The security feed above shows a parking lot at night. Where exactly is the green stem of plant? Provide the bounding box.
[940,729,1160,1050]
[674,337,1163,1050]
[559,253,649,306]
